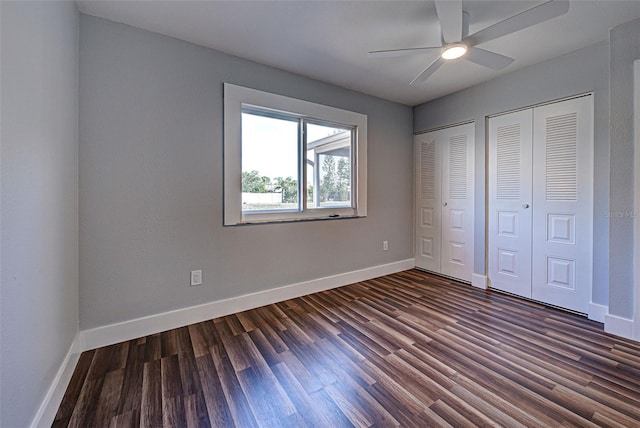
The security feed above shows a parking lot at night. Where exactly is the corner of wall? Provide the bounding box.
[471,273,488,290]
[588,302,608,323]
[604,313,634,340]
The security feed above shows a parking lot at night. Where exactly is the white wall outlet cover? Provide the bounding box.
[190,270,203,286]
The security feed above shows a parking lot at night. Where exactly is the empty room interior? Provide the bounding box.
[3,0,640,426]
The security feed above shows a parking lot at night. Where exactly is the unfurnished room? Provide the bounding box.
[2,0,640,427]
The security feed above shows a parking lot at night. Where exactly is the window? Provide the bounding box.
[224,83,367,225]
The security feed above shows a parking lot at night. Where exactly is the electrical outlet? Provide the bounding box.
[190,270,203,286]
[383,240,389,251]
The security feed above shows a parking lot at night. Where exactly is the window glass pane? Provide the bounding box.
[241,112,299,212]
[306,159,315,206]
[306,123,352,208]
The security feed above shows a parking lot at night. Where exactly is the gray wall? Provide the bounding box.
[414,41,610,306]
[0,2,79,427]
[609,19,640,319]
[78,15,413,329]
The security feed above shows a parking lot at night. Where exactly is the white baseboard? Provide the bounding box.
[604,313,634,340]
[471,273,488,290]
[30,333,82,428]
[80,259,415,351]
[588,302,608,323]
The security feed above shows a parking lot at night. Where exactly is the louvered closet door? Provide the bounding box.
[440,124,474,281]
[415,131,441,272]
[415,123,474,282]
[531,96,593,313]
[488,110,533,297]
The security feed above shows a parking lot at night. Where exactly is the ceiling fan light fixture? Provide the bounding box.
[441,43,468,60]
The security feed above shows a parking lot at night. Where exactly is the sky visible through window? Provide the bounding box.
[241,113,339,179]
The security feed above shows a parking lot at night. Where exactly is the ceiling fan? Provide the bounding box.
[368,0,570,84]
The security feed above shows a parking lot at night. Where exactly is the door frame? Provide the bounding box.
[633,60,640,341]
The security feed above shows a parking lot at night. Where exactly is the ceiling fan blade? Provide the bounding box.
[367,46,441,58]
[465,47,515,70]
[435,0,463,44]
[466,0,569,46]
[410,57,445,85]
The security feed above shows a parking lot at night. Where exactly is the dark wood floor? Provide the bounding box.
[54,269,640,427]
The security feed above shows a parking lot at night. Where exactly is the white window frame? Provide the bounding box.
[224,83,367,225]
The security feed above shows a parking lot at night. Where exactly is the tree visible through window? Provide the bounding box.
[240,111,298,211]
[307,123,351,209]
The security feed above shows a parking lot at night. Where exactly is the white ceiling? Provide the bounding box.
[77,1,640,106]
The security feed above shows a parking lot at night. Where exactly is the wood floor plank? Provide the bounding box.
[177,350,202,398]
[412,335,597,426]
[208,343,258,428]
[270,361,343,428]
[143,334,161,364]
[246,328,282,367]
[66,377,104,428]
[108,409,139,428]
[308,387,355,427]
[319,337,377,387]
[449,377,542,427]
[161,355,186,427]
[235,332,296,416]
[140,359,162,428]
[183,393,210,428]
[324,382,376,427]
[195,352,234,427]
[92,368,125,427]
[160,330,179,358]
[117,343,145,415]
[53,349,95,425]
[54,269,640,427]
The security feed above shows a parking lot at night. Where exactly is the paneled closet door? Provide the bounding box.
[415,132,442,273]
[440,124,475,281]
[488,110,534,297]
[531,96,593,313]
[415,123,474,282]
[489,95,593,313]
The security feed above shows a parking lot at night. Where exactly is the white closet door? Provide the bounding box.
[415,132,441,272]
[415,123,474,282]
[441,124,474,281]
[531,96,593,313]
[488,110,533,297]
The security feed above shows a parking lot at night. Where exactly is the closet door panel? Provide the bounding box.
[488,110,533,297]
[415,131,442,272]
[415,123,474,282]
[441,124,474,281]
[531,96,593,313]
